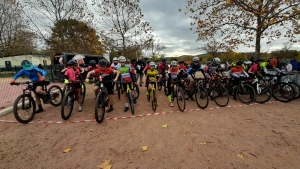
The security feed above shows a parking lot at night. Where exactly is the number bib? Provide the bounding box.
[121,73,132,83]
[195,71,204,79]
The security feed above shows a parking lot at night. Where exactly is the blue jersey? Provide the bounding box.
[187,65,204,75]
[13,67,47,82]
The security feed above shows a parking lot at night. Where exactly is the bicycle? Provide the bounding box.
[146,82,158,112]
[125,83,135,115]
[227,76,256,104]
[168,80,186,112]
[279,72,300,100]
[62,79,86,103]
[157,76,168,96]
[11,81,63,124]
[206,75,230,107]
[60,80,86,120]
[249,75,272,104]
[94,80,113,123]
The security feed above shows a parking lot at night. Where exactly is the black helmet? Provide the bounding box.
[67,60,77,66]
[161,58,166,62]
[98,59,107,66]
[89,60,96,67]
[236,61,243,66]
[130,58,137,63]
[179,60,185,64]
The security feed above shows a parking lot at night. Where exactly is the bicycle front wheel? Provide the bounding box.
[13,94,36,124]
[212,85,229,107]
[61,91,74,120]
[48,85,63,107]
[151,90,157,112]
[288,82,300,99]
[134,83,140,99]
[176,88,186,112]
[128,92,135,115]
[195,85,209,109]
[237,84,256,104]
[272,82,295,102]
[255,84,272,104]
[117,82,121,100]
[95,92,106,123]
[80,82,86,104]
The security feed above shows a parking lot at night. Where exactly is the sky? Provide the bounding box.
[138,0,300,57]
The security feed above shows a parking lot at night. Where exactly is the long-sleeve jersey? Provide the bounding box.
[13,67,47,82]
[227,67,249,78]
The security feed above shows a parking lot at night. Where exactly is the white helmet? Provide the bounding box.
[192,57,199,62]
[112,57,118,61]
[119,56,126,62]
[171,61,178,66]
[213,57,221,65]
[244,61,252,65]
[149,61,156,66]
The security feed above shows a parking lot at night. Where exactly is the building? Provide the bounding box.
[0,54,51,68]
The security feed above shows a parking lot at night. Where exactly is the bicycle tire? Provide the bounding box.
[48,85,63,107]
[176,88,186,112]
[62,85,67,97]
[128,92,135,115]
[117,82,121,100]
[212,85,229,107]
[255,84,272,104]
[272,82,295,102]
[195,85,209,109]
[147,90,150,102]
[134,84,140,99]
[61,91,74,120]
[81,82,86,104]
[95,92,106,123]
[152,90,157,112]
[236,84,256,104]
[288,82,300,99]
[13,94,36,124]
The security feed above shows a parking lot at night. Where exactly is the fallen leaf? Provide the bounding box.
[0,157,2,160]
[246,120,250,122]
[256,135,259,137]
[90,129,93,131]
[142,146,147,151]
[63,148,72,153]
[189,121,193,124]
[200,142,207,145]
[237,154,244,159]
[162,124,168,128]
[98,159,112,169]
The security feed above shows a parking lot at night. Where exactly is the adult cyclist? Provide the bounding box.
[187,57,205,99]
[10,60,51,114]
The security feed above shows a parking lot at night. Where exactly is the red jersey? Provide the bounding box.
[158,62,168,73]
[168,66,180,80]
[143,64,150,72]
[64,68,81,82]
[86,65,100,79]
[94,67,114,81]
[128,63,136,74]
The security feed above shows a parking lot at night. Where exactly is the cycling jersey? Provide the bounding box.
[158,62,168,73]
[249,63,259,74]
[13,67,46,82]
[94,67,114,81]
[143,64,150,73]
[85,65,100,80]
[187,65,204,76]
[64,68,81,82]
[118,66,133,83]
[147,69,158,82]
[227,67,249,78]
[168,67,180,80]
[178,65,187,74]
[128,63,136,74]
[111,63,121,70]
[206,64,222,77]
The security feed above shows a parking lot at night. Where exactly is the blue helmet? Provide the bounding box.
[21,60,33,70]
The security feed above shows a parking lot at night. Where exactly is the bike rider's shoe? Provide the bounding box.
[124,106,129,112]
[78,106,82,112]
[169,103,174,107]
[35,108,44,114]
[106,107,114,113]
[43,94,52,104]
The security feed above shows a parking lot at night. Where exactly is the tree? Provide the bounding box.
[46,19,104,55]
[143,37,166,59]
[93,0,153,59]
[180,0,300,56]
[21,0,92,40]
[0,1,36,57]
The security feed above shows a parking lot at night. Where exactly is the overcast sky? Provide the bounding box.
[139,0,300,57]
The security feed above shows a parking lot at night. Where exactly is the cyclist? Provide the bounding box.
[248,58,263,77]
[178,60,188,77]
[118,56,136,112]
[135,57,146,87]
[111,57,120,70]
[260,58,281,77]
[158,58,168,85]
[85,59,120,113]
[146,61,159,96]
[187,57,205,99]
[10,60,51,114]
[205,58,223,90]
[129,58,137,83]
[243,61,252,72]
[64,60,84,112]
[167,61,181,107]
[85,60,100,97]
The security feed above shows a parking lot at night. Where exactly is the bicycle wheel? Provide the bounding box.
[157,81,162,91]
[147,89,150,102]
[272,82,295,102]
[236,84,256,104]
[212,85,229,107]
[95,92,106,123]
[48,85,63,107]
[164,81,168,96]
[128,92,135,115]
[13,94,36,124]
[134,83,140,99]
[288,82,300,99]
[255,84,272,104]
[80,82,86,104]
[176,88,186,112]
[62,85,67,97]
[117,82,121,100]
[151,90,157,112]
[61,91,74,120]
[195,85,209,109]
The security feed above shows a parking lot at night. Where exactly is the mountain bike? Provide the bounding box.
[147,82,158,112]
[250,75,272,104]
[228,76,256,104]
[94,80,113,123]
[168,80,186,112]
[62,79,86,103]
[190,72,209,109]
[206,75,229,107]
[11,81,63,124]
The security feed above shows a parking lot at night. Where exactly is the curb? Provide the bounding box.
[0,107,13,116]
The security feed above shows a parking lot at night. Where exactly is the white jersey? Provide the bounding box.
[111,63,121,70]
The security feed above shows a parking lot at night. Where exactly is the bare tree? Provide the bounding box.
[282,42,293,51]
[143,37,166,59]
[92,0,153,59]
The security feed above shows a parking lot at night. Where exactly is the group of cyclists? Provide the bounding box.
[10,55,298,116]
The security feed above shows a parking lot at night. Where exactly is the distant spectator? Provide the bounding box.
[290,56,298,71]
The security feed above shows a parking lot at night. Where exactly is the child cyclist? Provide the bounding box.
[118,56,136,112]
[86,59,120,113]
[167,60,181,107]
[64,60,83,112]
[10,60,51,114]
[146,62,159,96]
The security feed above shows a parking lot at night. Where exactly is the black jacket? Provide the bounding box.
[135,61,146,74]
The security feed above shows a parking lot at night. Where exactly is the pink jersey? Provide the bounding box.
[64,67,81,82]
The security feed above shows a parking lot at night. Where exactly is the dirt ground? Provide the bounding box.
[0,80,300,169]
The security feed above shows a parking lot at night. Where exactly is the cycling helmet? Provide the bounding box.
[149,61,156,66]
[236,61,243,66]
[89,60,97,67]
[192,57,199,62]
[119,56,126,62]
[161,58,167,62]
[213,57,221,65]
[179,60,185,64]
[67,60,77,66]
[244,61,252,65]
[171,61,178,66]
[21,60,33,70]
[98,59,107,66]
[113,57,118,61]
[130,58,137,63]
